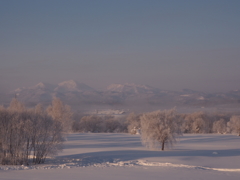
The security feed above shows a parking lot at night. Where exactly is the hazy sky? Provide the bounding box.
[1,0,240,92]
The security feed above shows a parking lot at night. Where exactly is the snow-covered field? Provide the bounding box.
[1,133,240,180]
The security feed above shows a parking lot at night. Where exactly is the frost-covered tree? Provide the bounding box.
[34,103,45,114]
[78,115,104,132]
[212,119,227,134]
[8,98,25,112]
[126,112,141,134]
[140,109,182,151]
[104,116,119,132]
[72,115,127,133]
[227,116,240,136]
[182,112,210,133]
[47,98,73,133]
[30,112,63,164]
[192,118,206,133]
[0,103,64,165]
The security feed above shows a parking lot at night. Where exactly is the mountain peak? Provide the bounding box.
[32,82,55,91]
[58,80,78,89]
[107,84,124,90]
[34,82,45,88]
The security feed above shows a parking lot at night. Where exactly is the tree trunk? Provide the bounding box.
[161,141,165,151]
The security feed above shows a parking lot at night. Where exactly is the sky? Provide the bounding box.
[1,0,240,93]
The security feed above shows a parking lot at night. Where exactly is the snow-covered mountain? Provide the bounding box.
[53,80,102,105]
[106,83,158,94]
[3,81,240,111]
[54,80,95,93]
[10,82,55,104]
[8,80,101,106]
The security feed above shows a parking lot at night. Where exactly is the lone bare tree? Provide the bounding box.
[140,109,182,151]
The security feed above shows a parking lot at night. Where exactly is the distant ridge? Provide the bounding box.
[2,80,240,112]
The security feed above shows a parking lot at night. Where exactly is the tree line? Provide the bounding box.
[72,115,127,133]
[126,110,240,135]
[73,110,240,136]
[125,109,240,150]
[72,109,240,150]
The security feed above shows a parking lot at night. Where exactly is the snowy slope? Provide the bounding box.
[106,83,158,94]
[10,82,54,104]
[54,80,96,93]
[1,133,240,180]
[53,80,103,105]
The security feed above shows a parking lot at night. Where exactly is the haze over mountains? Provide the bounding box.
[1,80,240,113]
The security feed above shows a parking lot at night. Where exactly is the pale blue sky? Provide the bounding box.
[1,0,240,92]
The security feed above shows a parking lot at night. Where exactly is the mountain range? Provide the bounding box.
[1,80,240,112]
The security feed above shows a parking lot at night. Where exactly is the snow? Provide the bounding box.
[34,82,46,89]
[106,83,156,94]
[14,88,25,93]
[57,80,79,90]
[55,80,95,92]
[180,94,191,97]
[1,133,240,180]
[198,96,205,100]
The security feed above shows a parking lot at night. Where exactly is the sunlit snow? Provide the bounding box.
[1,133,240,180]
